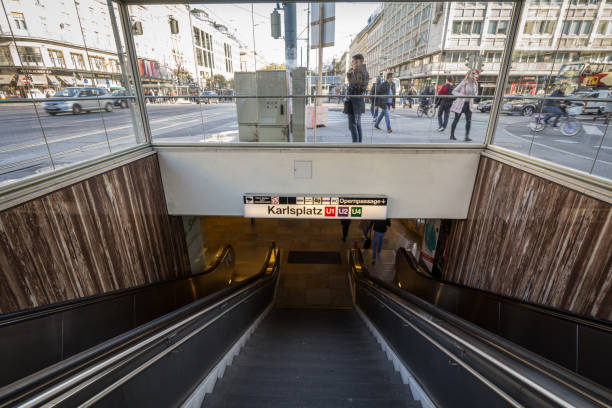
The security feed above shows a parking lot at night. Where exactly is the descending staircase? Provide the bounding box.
[203,308,422,408]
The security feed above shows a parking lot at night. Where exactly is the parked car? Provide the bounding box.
[111,90,129,108]
[199,91,219,104]
[477,100,493,112]
[501,95,539,116]
[574,90,611,115]
[43,87,113,115]
[26,89,45,99]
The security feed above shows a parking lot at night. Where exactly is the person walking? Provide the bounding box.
[341,219,351,242]
[374,72,395,134]
[437,78,454,132]
[370,74,382,120]
[371,218,391,264]
[450,70,479,142]
[407,84,416,108]
[346,54,370,143]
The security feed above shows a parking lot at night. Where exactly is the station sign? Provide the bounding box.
[243,194,387,220]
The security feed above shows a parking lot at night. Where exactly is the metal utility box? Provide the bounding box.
[235,70,290,142]
[291,67,307,142]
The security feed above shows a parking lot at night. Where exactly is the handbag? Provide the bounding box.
[343,98,353,115]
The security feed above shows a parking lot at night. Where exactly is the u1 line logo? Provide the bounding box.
[324,207,336,217]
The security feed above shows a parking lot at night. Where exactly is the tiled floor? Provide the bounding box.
[199,217,421,307]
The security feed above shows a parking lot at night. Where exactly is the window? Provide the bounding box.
[453,20,482,34]
[48,49,66,68]
[535,20,555,34]
[71,52,86,69]
[11,12,27,30]
[488,20,509,34]
[224,43,233,73]
[488,21,498,34]
[17,46,43,66]
[0,46,12,65]
[109,59,120,73]
[597,21,608,35]
[88,56,106,71]
[582,21,592,34]
[194,27,201,47]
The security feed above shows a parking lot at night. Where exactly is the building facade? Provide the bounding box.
[350,0,612,94]
[0,0,243,98]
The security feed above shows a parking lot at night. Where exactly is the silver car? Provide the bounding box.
[43,87,114,115]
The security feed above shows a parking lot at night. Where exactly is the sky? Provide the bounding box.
[201,2,380,68]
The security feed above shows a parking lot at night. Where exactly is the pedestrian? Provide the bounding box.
[408,84,416,108]
[450,69,479,142]
[371,218,391,264]
[437,78,454,132]
[359,219,371,240]
[346,54,370,143]
[341,219,351,242]
[374,72,395,134]
[400,86,407,107]
[370,74,382,120]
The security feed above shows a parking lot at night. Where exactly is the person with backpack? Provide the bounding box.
[437,78,454,132]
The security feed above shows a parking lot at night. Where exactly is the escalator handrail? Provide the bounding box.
[0,243,280,407]
[348,248,612,407]
[397,247,612,331]
[0,245,235,327]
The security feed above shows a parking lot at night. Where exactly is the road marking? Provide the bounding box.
[553,139,580,144]
[582,124,604,136]
[501,127,612,166]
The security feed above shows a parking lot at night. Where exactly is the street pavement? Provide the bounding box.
[0,101,610,185]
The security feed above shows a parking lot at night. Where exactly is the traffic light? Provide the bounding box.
[271,10,281,39]
[132,21,143,35]
[169,17,179,34]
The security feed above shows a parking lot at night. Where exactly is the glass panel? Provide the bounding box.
[0,0,145,186]
[491,0,612,180]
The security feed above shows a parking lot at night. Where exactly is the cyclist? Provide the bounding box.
[542,87,565,128]
[420,83,435,113]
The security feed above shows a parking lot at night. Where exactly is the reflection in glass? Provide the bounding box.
[0,0,145,186]
[491,0,612,179]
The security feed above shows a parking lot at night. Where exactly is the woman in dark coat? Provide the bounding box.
[346,54,370,143]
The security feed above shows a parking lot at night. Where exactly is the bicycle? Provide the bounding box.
[416,100,436,118]
[530,105,583,136]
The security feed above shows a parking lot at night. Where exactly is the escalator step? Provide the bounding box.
[211,378,412,400]
[221,364,404,385]
[203,393,421,408]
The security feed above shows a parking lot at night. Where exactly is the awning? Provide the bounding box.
[47,74,60,86]
[30,74,47,85]
[0,74,14,85]
[58,75,76,85]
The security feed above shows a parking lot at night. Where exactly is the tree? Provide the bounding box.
[213,74,227,89]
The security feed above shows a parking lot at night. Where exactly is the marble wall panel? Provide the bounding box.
[0,155,190,314]
[444,157,612,321]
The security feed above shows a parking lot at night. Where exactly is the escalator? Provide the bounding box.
[204,308,421,408]
[1,242,610,407]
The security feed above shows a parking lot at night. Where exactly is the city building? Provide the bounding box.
[350,0,612,94]
[0,0,243,97]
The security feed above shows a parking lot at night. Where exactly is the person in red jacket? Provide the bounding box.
[437,78,454,132]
